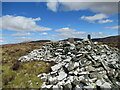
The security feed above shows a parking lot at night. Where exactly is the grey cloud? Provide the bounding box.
[47,1,118,14]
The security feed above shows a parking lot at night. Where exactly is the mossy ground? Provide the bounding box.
[1,42,54,88]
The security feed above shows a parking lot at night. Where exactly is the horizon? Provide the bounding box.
[1,35,119,45]
[0,1,119,44]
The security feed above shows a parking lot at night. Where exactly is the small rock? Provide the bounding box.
[100,82,111,88]
[51,63,63,71]
[85,66,95,71]
[57,71,67,81]
[96,80,103,86]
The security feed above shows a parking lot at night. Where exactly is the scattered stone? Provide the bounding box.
[18,38,120,89]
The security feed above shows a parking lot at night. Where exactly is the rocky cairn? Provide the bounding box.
[18,38,120,89]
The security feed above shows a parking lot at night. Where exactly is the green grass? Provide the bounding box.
[1,42,53,88]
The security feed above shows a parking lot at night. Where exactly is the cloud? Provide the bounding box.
[73,32,87,34]
[55,27,86,35]
[0,37,5,43]
[80,13,108,23]
[40,32,48,35]
[11,32,34,36]
[46,1,118,14]
[105,26,120,29]
[98,19,113,23]
[0,40,4,43]
[55,27,76,32]
[0,15,52,32]
[33,17,41,21]
[0,36,5,43]
[47,1,58,12]
[91,32,105,38]
[55,27,87,38]
[54,27,107,39]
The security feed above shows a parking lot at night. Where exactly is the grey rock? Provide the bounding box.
[79,76,85,81]
[73,76,80,85]
[100,82,111,88]
[68,76,74,82]
[83,84,95,89]
[74,62,79,68]
[51,63,63,71]
[57,70,67,81]
[85,66,95,72]
[96,80,103,86]
[64,80,72,88]
[49,77,57,84]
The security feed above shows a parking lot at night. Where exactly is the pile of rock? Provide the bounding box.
[18,38,120,89]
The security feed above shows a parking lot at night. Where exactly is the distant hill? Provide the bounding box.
[92,35,120,42]
[61,35,120,43]
[21,40,51,43]
[29,40,51,43]
[61,38,83,41]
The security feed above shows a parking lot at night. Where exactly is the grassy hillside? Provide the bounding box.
[93,35,120,49]
[1,42,55,88]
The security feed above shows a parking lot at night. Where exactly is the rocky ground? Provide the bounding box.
[18,39,120,89]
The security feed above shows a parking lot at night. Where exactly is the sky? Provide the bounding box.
[0,1,119,44]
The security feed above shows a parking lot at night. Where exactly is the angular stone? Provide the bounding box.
[51,63,62,71]
[64,80,72,88]
[85,66,95,72]
[64,56,72,62]
[52,85,59,89]
[100,82,111,88]
[94,42,98,45]
[57,71,67,81]
[89,72,98,78]
[69,76,74,82]
[49,77,57,84]
[96,80,103,86]
[79,76,85,81]
[57,49,63,52]
[73,76,80,85]
[74,62,79,68]
[83,84,95,89]
[74,71,78,75]
[78,71,89,75]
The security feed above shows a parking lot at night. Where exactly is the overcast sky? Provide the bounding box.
[0,1,119,44]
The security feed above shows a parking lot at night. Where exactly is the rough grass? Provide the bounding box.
[1,42,54,88]
[98,42,120,49]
